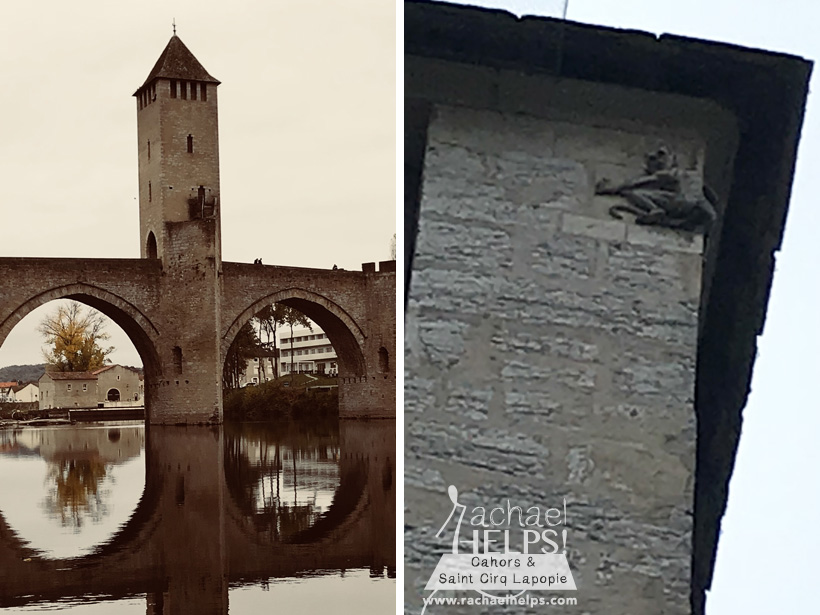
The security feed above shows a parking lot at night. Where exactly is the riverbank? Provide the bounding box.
[223,377,338,421]
[0,405,67,421]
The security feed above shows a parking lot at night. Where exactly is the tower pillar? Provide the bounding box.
[134,35,224,424]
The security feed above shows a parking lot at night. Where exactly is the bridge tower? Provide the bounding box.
[133,36,224,422]
[134,34,222,264]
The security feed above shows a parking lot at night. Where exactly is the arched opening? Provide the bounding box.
[146,232,158,259]
[0,290,156,563]
[221,290,366,417]
[0,285,161,420]
[223,290,365,380]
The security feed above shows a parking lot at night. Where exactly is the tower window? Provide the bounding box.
[191,81,197,100]
[173,346,183,375]
[201,83,207,101]
[181,81,187,100]
[149,181,152,202]
[187,134,194,153]
[147,140,150,160]
[146,232,158,259]
[170,80,177,98]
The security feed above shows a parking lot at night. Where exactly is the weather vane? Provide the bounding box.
[172,18,176,36]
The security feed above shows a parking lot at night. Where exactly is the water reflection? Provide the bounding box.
[0,417,395,613]
[225,421,341,538]
[0,426,145,557]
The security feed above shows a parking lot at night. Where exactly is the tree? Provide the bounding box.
[38,301,114,372]
[44,455,110,528]
[223,321,261,392]
[281,307,312,380]
[253,303,288,380]
[252,305,313,381]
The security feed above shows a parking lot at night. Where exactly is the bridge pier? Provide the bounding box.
[147,427,229,613]
[145,219,224,425]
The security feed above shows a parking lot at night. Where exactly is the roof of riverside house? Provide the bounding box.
[42,372,97,381]
[406,3,812,613]
[0,382,17,389]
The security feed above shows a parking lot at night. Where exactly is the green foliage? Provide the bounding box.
[223,379,338,421]
[222,321,261,392]
[38,302,114,372]
[44,456,109,527]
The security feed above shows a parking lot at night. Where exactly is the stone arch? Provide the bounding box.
[0,283,162,382]
[107,388,121,402]
[222,288,366,377]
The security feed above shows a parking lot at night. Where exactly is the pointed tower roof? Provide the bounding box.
[135,35,220,94]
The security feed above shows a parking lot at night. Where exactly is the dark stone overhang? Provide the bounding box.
[405,2,812,613]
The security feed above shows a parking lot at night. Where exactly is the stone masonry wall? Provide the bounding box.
[405,105,705,613]
[221,262,397,418]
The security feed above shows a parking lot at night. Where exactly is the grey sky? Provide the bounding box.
[0,0,395,368]
[439,1,820,613]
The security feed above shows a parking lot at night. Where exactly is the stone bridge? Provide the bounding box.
[0,421,395,611]
[0,257,395,422]
[0,34,395,423]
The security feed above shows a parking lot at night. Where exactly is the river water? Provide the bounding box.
[0,417,395,614]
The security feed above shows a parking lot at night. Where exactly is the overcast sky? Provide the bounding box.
[434,1,820,614]
[0,0,395,368]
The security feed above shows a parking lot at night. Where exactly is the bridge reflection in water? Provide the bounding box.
[0,417,395,613]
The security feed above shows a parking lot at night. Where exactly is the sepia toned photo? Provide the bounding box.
[0,1,395,613]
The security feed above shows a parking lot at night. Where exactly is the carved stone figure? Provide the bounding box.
[595,146,718,232]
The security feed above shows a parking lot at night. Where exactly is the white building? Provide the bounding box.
[238,324,339,386]
[240,351,278,387]
[12,383,39,403]
[280,326,338,376]
[0,382,16,403]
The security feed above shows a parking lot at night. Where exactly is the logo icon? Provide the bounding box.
[422,486,576,613]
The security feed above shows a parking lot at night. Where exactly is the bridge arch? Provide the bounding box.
[0,283,162,382]
[222,288,366,377]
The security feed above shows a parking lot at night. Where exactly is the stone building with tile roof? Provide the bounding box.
[39,365,141,409]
